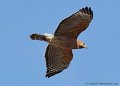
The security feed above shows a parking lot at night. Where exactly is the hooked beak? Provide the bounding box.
[84,45,88,48]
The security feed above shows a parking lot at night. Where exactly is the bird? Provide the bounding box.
[30,7,93,78]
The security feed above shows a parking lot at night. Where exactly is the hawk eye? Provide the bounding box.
[83,42,85,45]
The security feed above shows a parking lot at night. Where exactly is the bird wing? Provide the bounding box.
[45,44,73,78]
[54,7,93,39]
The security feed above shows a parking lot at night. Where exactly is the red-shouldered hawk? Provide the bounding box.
[30,7,93,78]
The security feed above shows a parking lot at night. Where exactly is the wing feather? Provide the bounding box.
[54,7,93,39]
[45,44,73,78]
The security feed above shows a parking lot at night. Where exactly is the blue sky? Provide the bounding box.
[0,0,120,86]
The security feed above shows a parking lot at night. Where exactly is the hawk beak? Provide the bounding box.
[84,45,87,48]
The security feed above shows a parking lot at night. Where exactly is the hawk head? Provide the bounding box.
[77,40,87,49]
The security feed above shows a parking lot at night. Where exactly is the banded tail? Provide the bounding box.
[30,33,47,41]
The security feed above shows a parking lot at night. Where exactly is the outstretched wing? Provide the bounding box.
[54,7,93,39]
[45,44,73,78]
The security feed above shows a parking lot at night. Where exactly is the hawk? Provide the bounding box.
[30,7,93,78]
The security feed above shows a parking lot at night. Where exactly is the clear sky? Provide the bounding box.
[0,0,120,86]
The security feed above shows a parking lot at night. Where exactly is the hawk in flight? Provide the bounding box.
[30,7,93,78]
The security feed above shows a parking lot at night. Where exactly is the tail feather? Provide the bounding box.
[30,33,47,41]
